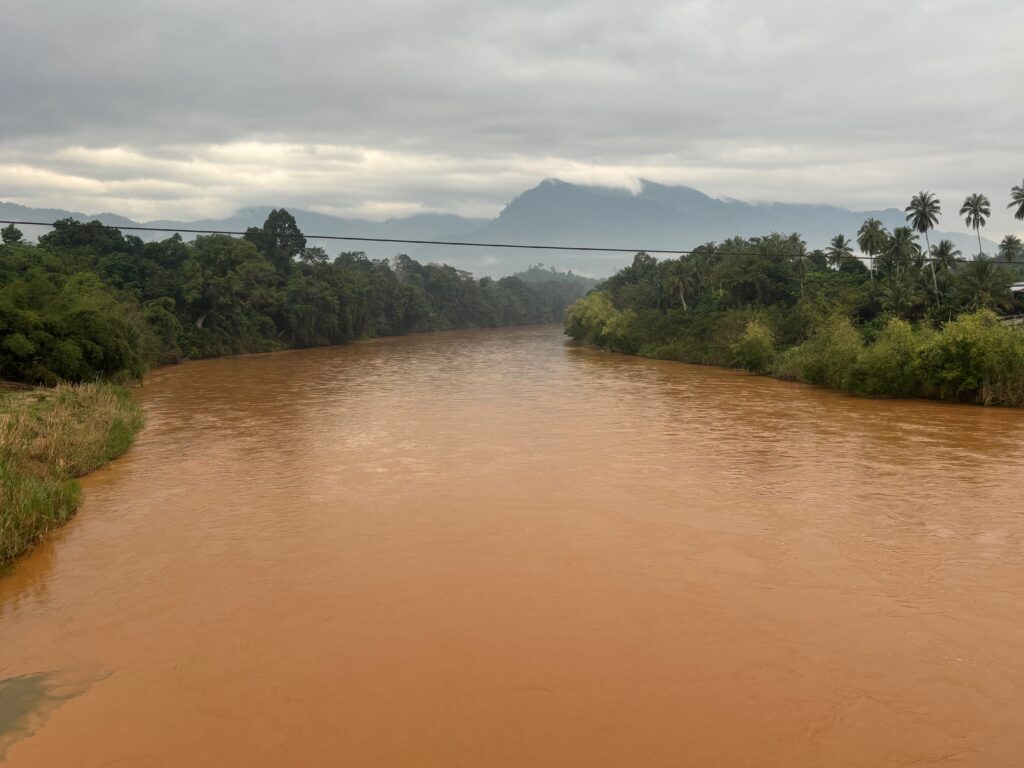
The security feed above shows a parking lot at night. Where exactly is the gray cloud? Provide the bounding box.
[2,0,1022,235]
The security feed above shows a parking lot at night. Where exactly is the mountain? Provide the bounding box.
[433,179,998,276]
[1,180,999,277]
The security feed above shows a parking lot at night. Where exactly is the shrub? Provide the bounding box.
[916,310,1024,405]
[564,291,618,346]
[848,317,927,397]
[731,320,776,373]
[789,314,863,389]
[602,308,642,354]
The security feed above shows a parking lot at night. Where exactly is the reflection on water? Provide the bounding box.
[0,671,104,760]
[2,326,1024,766]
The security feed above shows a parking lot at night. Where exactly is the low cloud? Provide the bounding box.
[1,0,1021,235]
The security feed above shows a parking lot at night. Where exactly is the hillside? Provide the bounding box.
[2,181,999,277]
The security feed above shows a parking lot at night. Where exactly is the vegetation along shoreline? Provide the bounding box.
[0,383,143,567]
[565,189,1024,408]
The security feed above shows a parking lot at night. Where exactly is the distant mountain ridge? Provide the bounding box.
[0,201,488,248]
[1,180,999,277]
[471,179,995,258]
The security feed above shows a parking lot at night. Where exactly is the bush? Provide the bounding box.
[731,320,776,373]
[602,309,642,354]
[916,310,1024,405]
[564,291,618,346]
[788,314,863,389]
[847,317,927,397]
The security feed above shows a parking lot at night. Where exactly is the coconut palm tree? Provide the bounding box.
[857,218,886,285]
[999,234,1023,262]
[906,192,942,300]
[662,259,695,311]
[957,257,1013,311]
[906,191,942,305]
[783,234,810,298]
[930,240,961,306]
[825,234,855,269]
[879,272,927,318]
[930,239,962,273]
[959,193,991,257]
[879,226,920,277]
[1009,179,1024,221]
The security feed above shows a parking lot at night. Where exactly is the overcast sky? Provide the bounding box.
[2,0,1022,237]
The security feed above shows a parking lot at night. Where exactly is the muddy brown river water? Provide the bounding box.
[2,325,1024,767]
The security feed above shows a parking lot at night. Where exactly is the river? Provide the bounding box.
[2,325,1024,767]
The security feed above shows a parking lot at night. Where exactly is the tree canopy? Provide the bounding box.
[0,212,587,384]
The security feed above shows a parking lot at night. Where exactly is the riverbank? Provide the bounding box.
[0,383,143,566]
[565,295,1024,407]
[0,217,589,387]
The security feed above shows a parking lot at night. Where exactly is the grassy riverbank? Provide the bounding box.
[0,383,143,566]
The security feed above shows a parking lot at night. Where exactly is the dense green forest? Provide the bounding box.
[565,191,1024,407]
[0,210,588,384]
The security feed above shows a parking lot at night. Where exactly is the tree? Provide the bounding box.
[39,218,126,254]
[959,193,991,257]
[785,234,811,298]
[299,245,329,265]
[878,226,920,277]
[825,234,855,269]
[956,257,1013,311]
[244,209,306,275]
[930,239,962,274]
[180,235,277,338]
[1,224,24,245]
[662,258,697,311]
[857,218,886,284]
[998,234,1023,262]
[879,272,926,318]
[930,240,962,305]
[905,191,942,305]
[1009,178,1024,221]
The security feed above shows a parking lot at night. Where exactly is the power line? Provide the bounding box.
[2,218,1022,265]
[0,219,690,255]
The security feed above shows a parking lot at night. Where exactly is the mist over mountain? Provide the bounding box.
[2,180,997,278]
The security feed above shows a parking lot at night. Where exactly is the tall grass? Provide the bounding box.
[0,384,143,566]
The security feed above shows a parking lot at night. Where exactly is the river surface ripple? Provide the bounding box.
[2,325,1024,767]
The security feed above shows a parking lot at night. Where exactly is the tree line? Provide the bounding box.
[0,210,588,384]
[565,184,1024,406]
[828,182,1024,310]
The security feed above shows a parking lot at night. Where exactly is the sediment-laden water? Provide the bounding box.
[3,325,1023,766]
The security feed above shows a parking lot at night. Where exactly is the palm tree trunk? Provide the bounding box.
[977,227,983,258]
[925,231,939,306]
